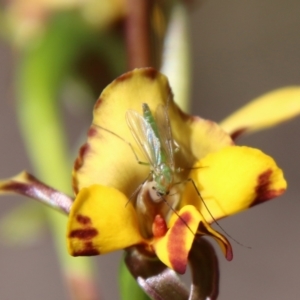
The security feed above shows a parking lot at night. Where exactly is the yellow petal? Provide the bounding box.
[152,205,232,274]
[73,68,171,196]
[220,87,300,139]
[152,205,200,274]
[181,146,287,223]
[73,68,233,196]
[187,116,233,163]
[67,185,144,256]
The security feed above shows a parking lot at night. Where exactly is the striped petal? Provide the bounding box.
[67,185,144,256]
[181,146,287,223]
[152,205,232,274]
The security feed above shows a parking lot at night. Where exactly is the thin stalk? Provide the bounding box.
[125,0,152,68]
[14,15,100,300]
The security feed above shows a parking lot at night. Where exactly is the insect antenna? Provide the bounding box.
[92,123,156,208]
[92,123,149,166]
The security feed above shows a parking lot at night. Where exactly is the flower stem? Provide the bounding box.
[14,15,100,300]
[125,0,152,68]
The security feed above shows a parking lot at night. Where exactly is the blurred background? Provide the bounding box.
[0,0,300,299]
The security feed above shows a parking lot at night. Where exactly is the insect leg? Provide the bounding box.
[178,178,250,248]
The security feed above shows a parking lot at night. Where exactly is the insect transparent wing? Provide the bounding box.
[155,104,176,169]
[126,110,161,169]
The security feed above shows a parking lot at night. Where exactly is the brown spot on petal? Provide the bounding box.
[74,143,90,171]
[0,173,39,194]
[73,143,91,194]
[167,211,193,274]
[72,178,79,195]
[69,215,101,256]
[77,214,91,225]
[69,228,98,240]
[73,242,100,256]
[24,172,36,181]
[88,127,98,137]
[0,182,25,193]
[94,97,103,110]
[198,222,210,235]
[1,180,49,201]
[143,68,158,80]
[115,71,133,82]
[230,127,247,141]
[252,169,285,206]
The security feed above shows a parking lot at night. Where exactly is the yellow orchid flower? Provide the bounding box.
[66,68,286,274]
[0,68,291,298]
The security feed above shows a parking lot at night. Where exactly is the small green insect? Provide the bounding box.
[126,103,179,200]
[94,102,237,243]
[127,104,243,246]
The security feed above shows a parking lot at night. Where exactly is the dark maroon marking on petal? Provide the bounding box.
[252,169,286,206]
[197,223,233,261]
[23,172,37,182]
[72,177,79,195]
[230,127,248,141]
[70,216,101,256]
[73,143,90,171]
[0,176,74,214]
[69,228,98,240]
[76,214,91,225]
[94,97,103,110]
[88,127,98,137]
[180,211,192,224]
[143,68,158,80]
[253,169,273,203]
[197,222,210,235]
[73,242,100,256]
[0,173,44,194]
[0,182,26,193]
[0,181,46,199]
[166,211,193,274]
[115,71,134,83]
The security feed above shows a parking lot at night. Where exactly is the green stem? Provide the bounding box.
[15,13,101,300]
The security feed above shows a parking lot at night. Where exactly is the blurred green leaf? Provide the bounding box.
[0,202,46,246]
